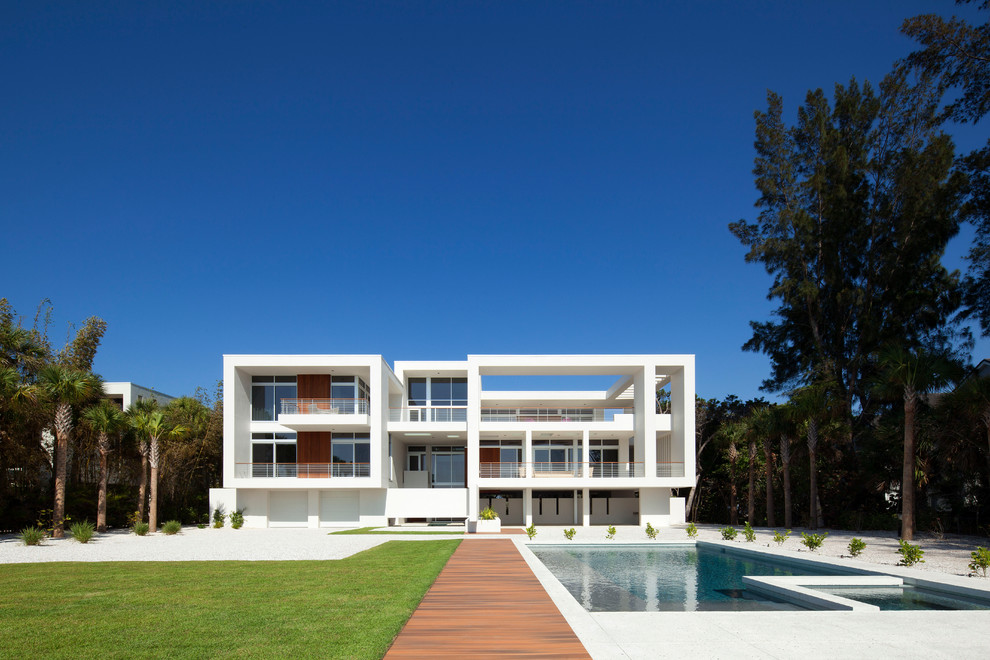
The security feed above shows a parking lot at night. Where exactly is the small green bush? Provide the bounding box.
[848,537,867,557]
[563,528,576,541]
[525,524,537,540]
[20,526,45,546]
[897,539,925,566]
[720,526,738,541]
[230,509,245,530]
[801,532,828,552]
[742,521,756,542]
[605,525,617,540]
[645,522,658,540]
[70,520,95,544]
[212,506,226,529]
[161,520,182,535]
[969,547,990,577]
[479,507,498,521]
[772,529,791,546]
[686,522,698,538]
[132,522,149,536]
[197,523,206,529]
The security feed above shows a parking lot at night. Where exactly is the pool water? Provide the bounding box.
[811,585,990,611]
[531,544,850,612]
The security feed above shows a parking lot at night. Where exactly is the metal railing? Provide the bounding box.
[477,462,660,478]
[479,407,631,422]
[235,462,371,478]
[280,398,369,415]
[656,462,685,478]
[389,407,468,422]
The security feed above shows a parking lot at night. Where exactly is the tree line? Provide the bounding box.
[0,298,222,534]
[686,3,990,539]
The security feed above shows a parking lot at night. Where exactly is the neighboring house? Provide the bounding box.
[102,382,176,410]
[209,354,696,529]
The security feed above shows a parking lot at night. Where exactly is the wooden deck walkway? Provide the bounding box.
[385,539,590,659]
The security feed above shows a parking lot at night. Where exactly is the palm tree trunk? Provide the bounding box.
[97,435,108,532]
[764,441,775,527]
[53,429,67,538]
[138,442,148,521]
[780,437,792,528]
[149,436,160,533]
[747,439,756,524]
[902,392,917,541]
[52,402,72,539]
[728,441,738,525]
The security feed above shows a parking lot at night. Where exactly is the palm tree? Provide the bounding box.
[790,382,834,530]
[38,365,102,538]
[718,420,746,525]
[875,347,955,541]
[743,406,770,525]
[751,405,776,528]
[128,399,159,521]
[131,408,186,532]
[950,375,990,492]
[82,399,126,532]
[771,403,798,528]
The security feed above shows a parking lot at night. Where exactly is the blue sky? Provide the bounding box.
[2,1,986,401]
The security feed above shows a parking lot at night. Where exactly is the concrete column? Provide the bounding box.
[582,429,590,477]
[582,487,590,526]
[670,357,696,482]
[466,362,481,520]
[523,488,533,527]
[639,365,658,473]
[307,489,319,529]
[524,429,533,470]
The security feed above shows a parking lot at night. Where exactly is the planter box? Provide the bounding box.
[473,519,501,534]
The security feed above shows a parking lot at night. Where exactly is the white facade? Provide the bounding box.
[103,382,176,410]
[210,354,695,529]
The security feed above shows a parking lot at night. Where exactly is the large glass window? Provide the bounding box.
[331,376,370,413]
[533,439,580,474]
[331,432,370,477]
[251,376,297,421]
[406,377,468,421]
[250,432,297,477]
[430,446,465,488]
[589,438,619,477]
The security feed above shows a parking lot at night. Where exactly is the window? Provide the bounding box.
[251,376,297,421]
[331,432,370,477]
[406,377,468,421]
[533,439,580,474]
[407,445,426,471]
[589,438,619,477]
[430,446,465,488]
[251,432,297,477]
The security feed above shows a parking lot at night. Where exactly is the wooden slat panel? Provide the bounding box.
[297,374,331,398]
[296,431,332,476]
[386,540,590,659]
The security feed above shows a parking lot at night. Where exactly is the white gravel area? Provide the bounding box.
[0,526,461,563]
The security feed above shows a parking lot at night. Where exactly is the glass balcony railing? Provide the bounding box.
[235,462,371,478]
[389,407,468,422]
[280,398,369,415]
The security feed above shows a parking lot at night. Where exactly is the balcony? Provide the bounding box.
[281,398,369,415]
[478,462,647,479]
[389,406,468,422]
[656,462,685,478]
[277,398,370,430]
[235,462,371,478]
[480,407,631,422]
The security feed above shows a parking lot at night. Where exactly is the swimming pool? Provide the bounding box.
[530,543,853,611]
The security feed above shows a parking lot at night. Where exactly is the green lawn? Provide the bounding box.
[0,540,459,659]
[330,526,464,535]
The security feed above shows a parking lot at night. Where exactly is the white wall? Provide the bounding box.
[384,488,468,518]
[590,496,638,525]
[534,495,576,525]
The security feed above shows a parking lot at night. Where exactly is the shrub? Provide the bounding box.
[20,526,44,546]
[686,522,698,538]
[563,528,576,541]
[525,524,537,540]
[606,525,617,540]
[645,522,658,540]
[197,523,206,529]
[230,509,245,530]
[132,522,149,536]
[161,520,182,535]
[126,510,142,527]
[848,538,866,557]
[212,506,226,529]
[742,521,756,542]
[70,520,95,544]
[772,529,791,546]
[479,507,499,521]
[800,532,828,552]
[720,526,738,541]
[35,509,70,536]
[969,547,990,577]
[896,539,925,566]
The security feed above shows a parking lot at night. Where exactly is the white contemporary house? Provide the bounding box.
[209,354,695,530]
[102,382,176,410]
